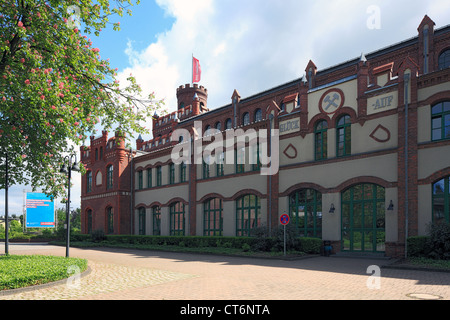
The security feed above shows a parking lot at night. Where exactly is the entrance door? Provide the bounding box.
[341,184,385,253]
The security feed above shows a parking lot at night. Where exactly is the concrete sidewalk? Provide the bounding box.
[0,243,449,300]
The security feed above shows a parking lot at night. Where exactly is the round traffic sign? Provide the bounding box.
[280,214,290,225]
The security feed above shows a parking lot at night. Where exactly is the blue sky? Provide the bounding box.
[91,1,175,72]
[2,0,450,217]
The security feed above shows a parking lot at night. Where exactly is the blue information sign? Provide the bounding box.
[26,192,55,228]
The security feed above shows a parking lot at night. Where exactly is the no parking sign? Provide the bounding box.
[280,213,290,225]
[280,213,289,256]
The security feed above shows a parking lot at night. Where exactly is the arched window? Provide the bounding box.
[254,109,262,122]
[203,155,210,179]
[137,170,143,190]
[431,101,450,141]
[170,202,185,235]
[106,165,113,189]
[152,206,161,235]
[138,207,146,235]
[438,49,450,70]
[314,120,328,160]
[242,112,250,126]
[203,198,223,236]
[289,189,322,238]
[156,166,162,186]
[169,163,175,184]
[215,121,222,131]
[236,194,260,236]
[336,114,351,157]
[225,118,232,130]
[432,177,450,224]
[106,207,114,234]
[180,162,187,183]
[147,168,152,188]
[86,171,92,193]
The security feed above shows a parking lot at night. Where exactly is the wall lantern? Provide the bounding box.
[329,203,336,214]
[387,200,394,211]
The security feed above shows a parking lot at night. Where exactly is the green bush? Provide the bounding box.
[90,229,106,242]
[407,236,430,257]
[299,237,322,254]
[71,232,324,255]
[427,222,450,260]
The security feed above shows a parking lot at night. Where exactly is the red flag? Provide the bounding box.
[192,56,201,83]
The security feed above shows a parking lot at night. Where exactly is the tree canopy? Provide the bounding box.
[0,0,163,197]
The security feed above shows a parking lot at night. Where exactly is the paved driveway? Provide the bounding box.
[0,243,449,303]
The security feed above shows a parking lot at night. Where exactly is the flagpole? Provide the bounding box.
[191,53,193,85]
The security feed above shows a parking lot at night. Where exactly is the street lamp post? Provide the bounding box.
[4,152,9,256]
[60,153,80,258]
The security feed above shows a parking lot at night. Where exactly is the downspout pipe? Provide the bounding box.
[130,149,134,235]
[404,73,410,259]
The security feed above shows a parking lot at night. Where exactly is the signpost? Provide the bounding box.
[280,213,290,256]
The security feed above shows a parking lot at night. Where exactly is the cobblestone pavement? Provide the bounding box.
[1,243,449,301]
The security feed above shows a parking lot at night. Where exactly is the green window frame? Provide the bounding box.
[106,165,113,189]
[106,207,114,234]
[251,143,261,171]
[235,147,245,174]
[86,171,92,193]
[180,162,187,182]
[341,184,385,253]
[203,198,223,236]
[147,168,152,188]
[156,166,162,186]
[169,163,175,184]
[431,101,450,141]
[289,189,322,238]
[216,152,224,177]
[203,158,210,179]
[236,194,260,236]
[170,202,185,236]
[336,115,351,157]
[152,206,161,235]
[432,176,450,224]
[138,170,143,190]
[314,120,328,160]
[138,207,146,235]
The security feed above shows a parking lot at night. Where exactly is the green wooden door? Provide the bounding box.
[341,184,385,253]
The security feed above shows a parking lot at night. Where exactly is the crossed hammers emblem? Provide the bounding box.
[323,93,340,110]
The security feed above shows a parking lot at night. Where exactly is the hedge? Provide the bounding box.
[70,233,323,254]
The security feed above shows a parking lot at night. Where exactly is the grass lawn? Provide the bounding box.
[0,255,88,291]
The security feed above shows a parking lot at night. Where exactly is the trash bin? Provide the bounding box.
[323,241,332,257]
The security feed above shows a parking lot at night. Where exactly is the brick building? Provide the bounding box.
[80,16,450,257]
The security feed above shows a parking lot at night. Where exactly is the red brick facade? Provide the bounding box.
[81,16,450,258]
